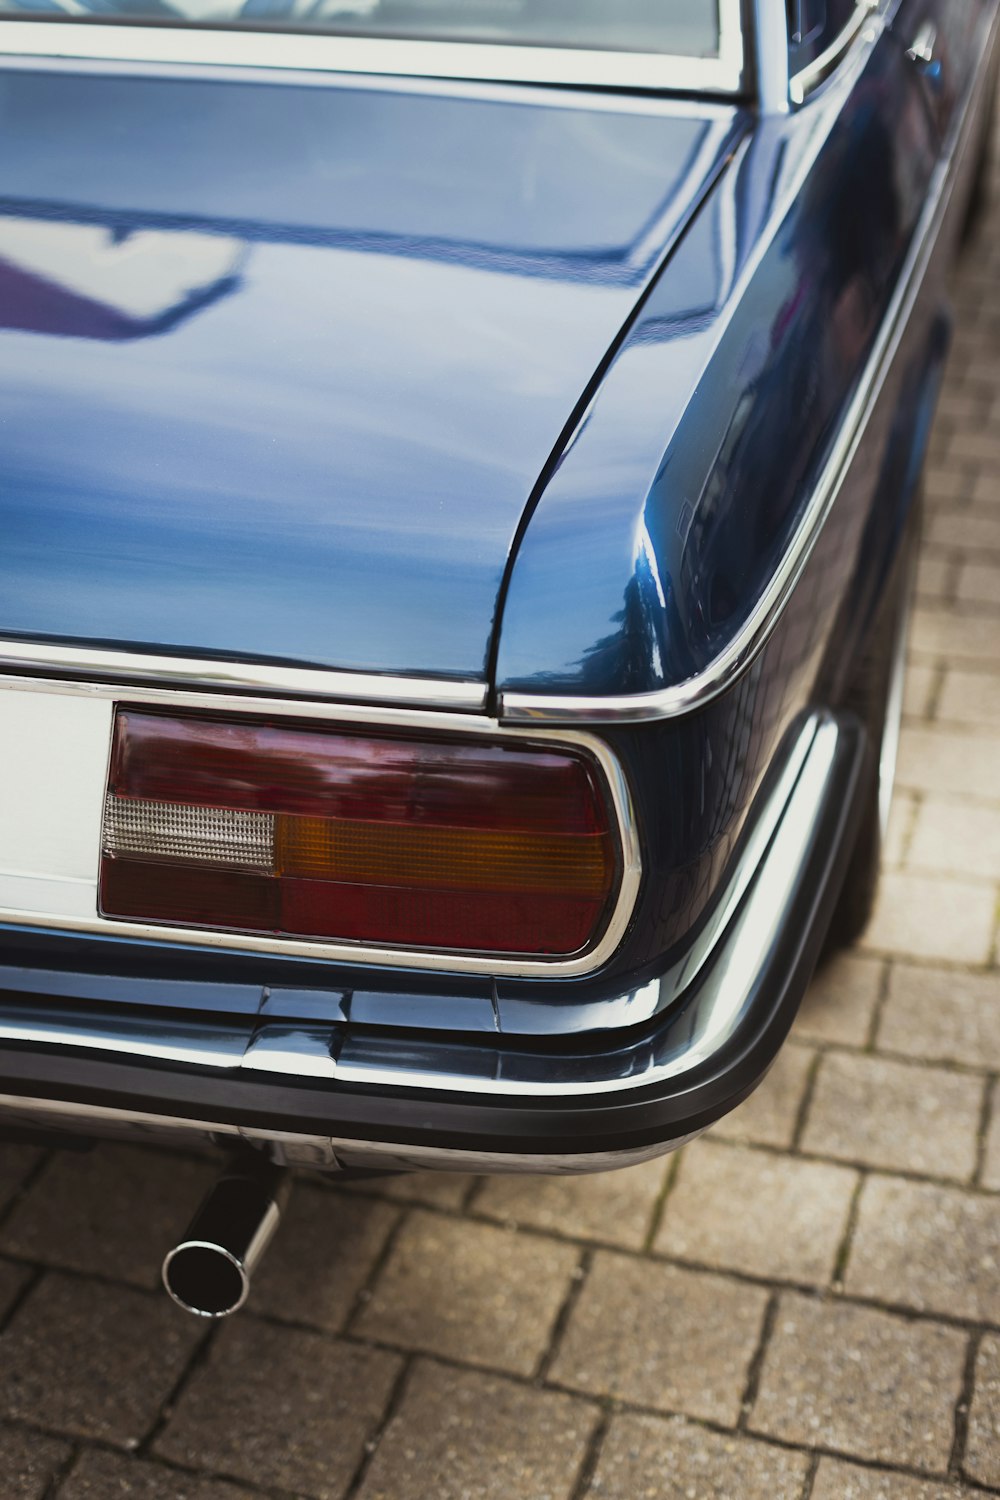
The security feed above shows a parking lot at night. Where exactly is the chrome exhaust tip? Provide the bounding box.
[163,1155,289,1318]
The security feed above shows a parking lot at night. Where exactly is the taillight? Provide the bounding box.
[99,710,621,957]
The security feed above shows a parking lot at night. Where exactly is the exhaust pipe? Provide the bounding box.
[163,1154,290,1318]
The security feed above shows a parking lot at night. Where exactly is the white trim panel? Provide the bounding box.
[0,689,111,918]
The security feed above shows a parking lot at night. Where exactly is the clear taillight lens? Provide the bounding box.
[99,710,621,957]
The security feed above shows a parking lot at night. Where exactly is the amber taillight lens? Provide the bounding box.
[99,711,621,957]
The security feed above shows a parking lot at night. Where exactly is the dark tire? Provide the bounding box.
[824,502,920,951]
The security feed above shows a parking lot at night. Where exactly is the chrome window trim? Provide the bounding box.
[752,0,791,115]
[0,640,487,713]
[789,0,879,106]
[0,1,746,93]
[0,671,641,980]
[501,3,996,728]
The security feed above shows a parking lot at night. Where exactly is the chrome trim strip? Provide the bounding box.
[500,7,990,727]
[0,1005,247,1070]
[0,640,486,713]
[789,0,879,107]
[752,0,791,115]
[0,3,746,93]
[0,673,641,981]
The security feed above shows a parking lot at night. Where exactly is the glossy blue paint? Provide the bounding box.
[495,22,942,699]
[0,68,744,681]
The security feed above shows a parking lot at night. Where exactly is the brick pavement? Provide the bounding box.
[1,114,999,1500]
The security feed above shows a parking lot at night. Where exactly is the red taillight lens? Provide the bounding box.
[99,711,621,957]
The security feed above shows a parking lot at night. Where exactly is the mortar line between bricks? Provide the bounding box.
[343,1202,412,1338]
[300,1172,1000,1315]
[567,1400,611,1500]
[790,1050,822,1150]
[342,1352,415,1500]
[736,1290,779,1432]
[864,958,893,1053]
[641,1143,683,1253]
[0,1415,315,1500]
[817,947,998,982]
[973,1074,997,1188]
[799,1451,821,1500]
[460,1174,485,1212]
[40,1438,80,1500]
[0,1261,44,1338]
[0,1148,53,1239]
[8,1372,1000,1500]
[134,1316,218,1462]
[950,1327,984,1481]
[831,1169,866,1290]
[250,1238,1000,1346]
[5,1167,1000,1339]
[535,1245,592,1382]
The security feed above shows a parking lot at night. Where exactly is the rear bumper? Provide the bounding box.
[0,711,866,1173]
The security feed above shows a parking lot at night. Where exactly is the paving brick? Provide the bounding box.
[903,666,936,721]
[0,1147,216,1290]
[924,465,972,505]
[983,1079,1000,1191]
[0,1146,42,1217]
[474,1156,668,1251]
[0,1424,70,1500]
[0,1274,203,1447]
[357,1359,596,1500]
[907,797,1000,881]
[355,1212,577,1376]
[550,1251,767,1426]
[251,1185,399,1332]
[927,506,1000,552]
[909,612,1000,669]
[966,1331,1000,1488]
[751,1293,966,1469]
[877,963,1000,1069]
[584,1413,809,1499]
[896,726,1000,814]
[957,560,1000,609]
[972,468,1000,506]
[811,1457,974,1498]
[846,1176,1000,1322]
[937,668,1000,729]
[59,1449,259,1499]
[710,1043,814,1149]
[156,1319,400,1500]
[655,1141,856,1286]
[795,953,883,1048]
[861,871,995,966]
[947,430,1000,466]
[801,1053,982,1180]
[916,554,954,604]
[885,790,919,866]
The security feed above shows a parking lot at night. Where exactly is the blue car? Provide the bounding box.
[0,0,995,1315]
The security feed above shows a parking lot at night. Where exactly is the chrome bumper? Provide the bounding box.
[0,711,866,1174]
